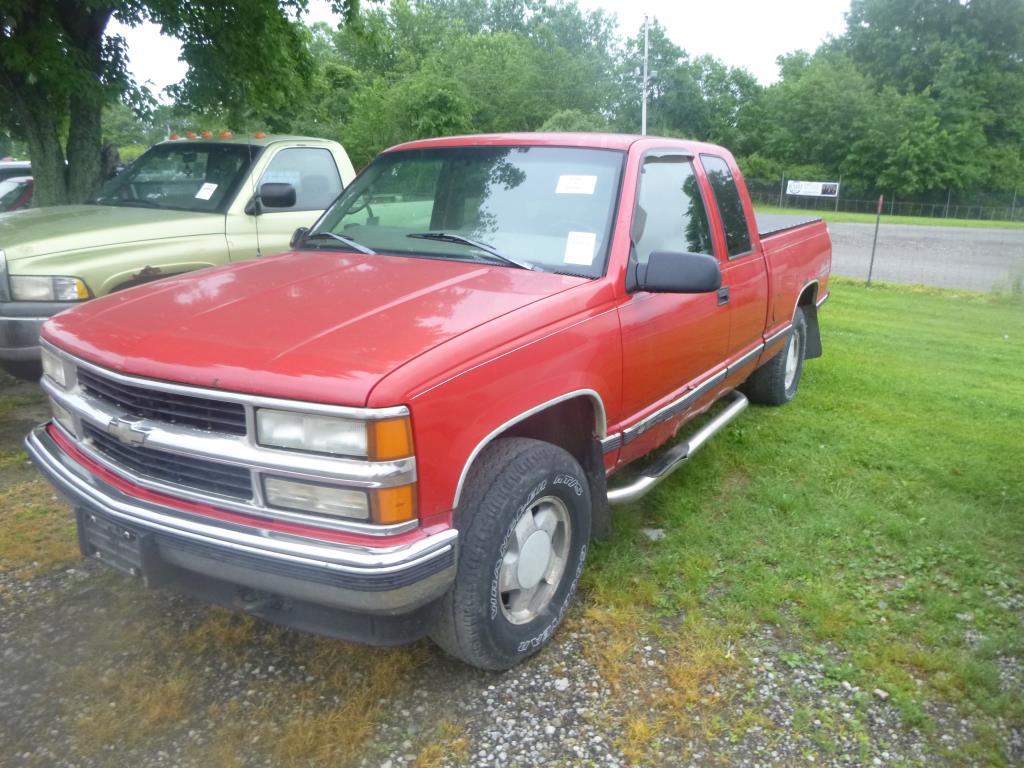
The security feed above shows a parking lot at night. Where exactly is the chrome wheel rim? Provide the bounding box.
[498,495,572,625]
[784,330,800,390]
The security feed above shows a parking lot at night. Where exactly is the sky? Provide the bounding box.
[110,0,852,97]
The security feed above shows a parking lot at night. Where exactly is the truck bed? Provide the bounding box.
[755,212,823,238]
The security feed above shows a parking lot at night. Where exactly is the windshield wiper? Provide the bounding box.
[304,231,376,255]
[405,232,534,271]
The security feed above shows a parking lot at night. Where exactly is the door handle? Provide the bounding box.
[717,286,730,305]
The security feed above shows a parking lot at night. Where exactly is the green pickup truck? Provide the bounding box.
[0,134,355,377]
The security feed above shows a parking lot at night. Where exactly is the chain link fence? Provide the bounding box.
[746,178,1023,223]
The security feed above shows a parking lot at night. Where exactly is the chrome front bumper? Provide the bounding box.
[25,425,457,621]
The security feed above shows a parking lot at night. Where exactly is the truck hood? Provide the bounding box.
[43,251,588,405]
[0,205,223,261]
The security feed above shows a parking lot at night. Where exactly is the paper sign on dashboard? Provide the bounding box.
[195,182,218,200]
[563,231,597,266]
[556,175,597,195]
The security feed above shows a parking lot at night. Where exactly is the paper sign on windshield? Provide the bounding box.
[563,231,597,266]
[195,182,218,200]
[556,175,598,195]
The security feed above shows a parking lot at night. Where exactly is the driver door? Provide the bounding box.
[616,153,730,460]
[226,146,344,261]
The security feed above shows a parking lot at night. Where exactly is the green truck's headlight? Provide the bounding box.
[9,275,90,302]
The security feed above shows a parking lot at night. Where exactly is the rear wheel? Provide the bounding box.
[743,307,807,406]
[430,437,591,670]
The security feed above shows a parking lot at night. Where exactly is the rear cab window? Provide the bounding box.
[699,154,752,258]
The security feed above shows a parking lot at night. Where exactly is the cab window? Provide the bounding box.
[259,147,343,211]
[699,154,752,258]
[632,155,714,266]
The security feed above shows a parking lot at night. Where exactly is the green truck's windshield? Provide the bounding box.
[94,143,257,213]
[308,145,624,277]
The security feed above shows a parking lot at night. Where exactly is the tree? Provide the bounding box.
[0,0,359,207]
[538,109,607,132]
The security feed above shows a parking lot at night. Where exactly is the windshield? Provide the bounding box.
[307,145,624,277]
[0,178,31,212]
[94,143,257,213]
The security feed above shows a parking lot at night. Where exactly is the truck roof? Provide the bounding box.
[387,132,728,156]
[155,134,337,148]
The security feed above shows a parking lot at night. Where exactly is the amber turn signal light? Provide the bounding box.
[372,485,417,525]
[368,417,414,461]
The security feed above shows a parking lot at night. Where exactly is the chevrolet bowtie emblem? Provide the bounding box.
[106,417,150,446]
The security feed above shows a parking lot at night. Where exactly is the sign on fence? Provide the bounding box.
[786,180,840,198]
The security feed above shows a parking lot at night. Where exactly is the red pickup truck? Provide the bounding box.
[27,133,830,670]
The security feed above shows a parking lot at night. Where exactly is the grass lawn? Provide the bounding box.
[754,204,1024,230]
[586,277,1024,763]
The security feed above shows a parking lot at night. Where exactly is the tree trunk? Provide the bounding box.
[0,3,111,206]
[63,5,112,203]
[66,92,104,203]
[11,89,70,207]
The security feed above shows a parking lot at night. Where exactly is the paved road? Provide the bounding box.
[756,214,1023,292]
[828,222,1023,292]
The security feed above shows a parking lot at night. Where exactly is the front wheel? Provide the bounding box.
[743,306,807,406]
[430,437,591,670]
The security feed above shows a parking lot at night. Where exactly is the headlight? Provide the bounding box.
[256,410,413,460]
[262,476,416,524]
[9,275,90,301]
[257,409,369,457]
[263,476,370,520]
[40,347,68,387]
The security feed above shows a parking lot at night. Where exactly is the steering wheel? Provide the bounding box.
[347,195,375,219]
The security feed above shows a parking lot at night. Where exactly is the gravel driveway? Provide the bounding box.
[2,373,1015,767]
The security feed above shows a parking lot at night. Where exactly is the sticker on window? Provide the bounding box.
[556,175,597,195]
[563,231,597,266]
[195,182,218,200]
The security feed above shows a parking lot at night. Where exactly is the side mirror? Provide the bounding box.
[290,227,309,249]
[258,182,296,209]
[636,251,722,293]
[245,182,297,215]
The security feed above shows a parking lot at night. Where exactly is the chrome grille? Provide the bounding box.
[78,367,247,435]
[85,423,253,501]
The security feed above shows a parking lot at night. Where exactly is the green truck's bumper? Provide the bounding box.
[0,300,73,367]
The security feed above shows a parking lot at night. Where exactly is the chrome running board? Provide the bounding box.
[606,390,749,505]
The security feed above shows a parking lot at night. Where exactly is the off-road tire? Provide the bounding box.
[743,307,807,406]
[430,437,591,670]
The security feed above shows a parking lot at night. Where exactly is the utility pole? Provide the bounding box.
[641,16,649,136]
